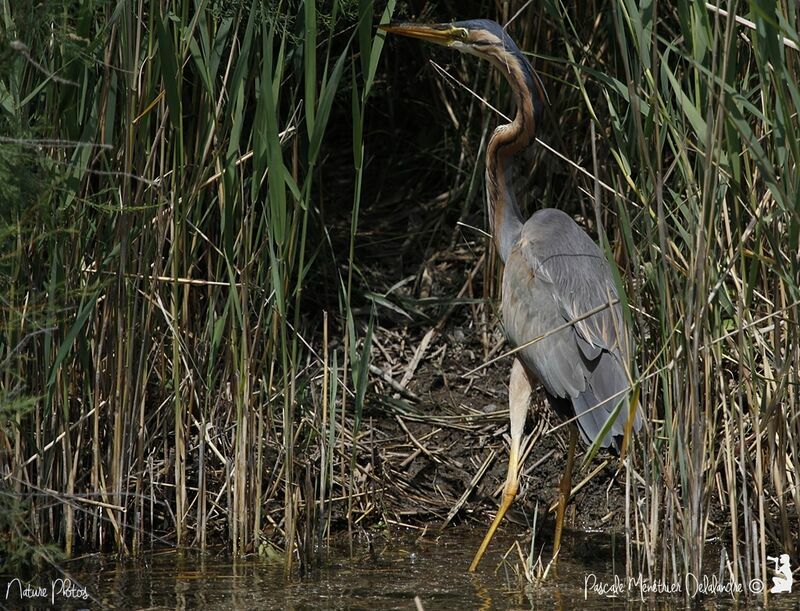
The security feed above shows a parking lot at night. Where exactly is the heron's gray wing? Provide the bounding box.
[501,210,640,447]
[548,244,631,365]
[502,251,586,398]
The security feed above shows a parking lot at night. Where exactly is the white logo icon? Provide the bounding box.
[767,554,793,594]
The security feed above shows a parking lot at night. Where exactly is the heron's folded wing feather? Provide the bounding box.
[515,216,631,364]
[502,248,587,398]
[502,214,640,447]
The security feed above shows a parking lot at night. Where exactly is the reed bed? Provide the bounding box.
[1,0,798,600]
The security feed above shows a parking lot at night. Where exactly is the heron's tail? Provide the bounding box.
[549,351,642,451]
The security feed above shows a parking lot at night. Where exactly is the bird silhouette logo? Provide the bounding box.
[767,554,794,594]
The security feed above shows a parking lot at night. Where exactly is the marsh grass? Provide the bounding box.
[1,0,798,599]
[513,0,799,592]
[588,0,799,588]
[1,0,397,571]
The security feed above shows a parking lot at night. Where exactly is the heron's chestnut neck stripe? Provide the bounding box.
[485,51,543,263]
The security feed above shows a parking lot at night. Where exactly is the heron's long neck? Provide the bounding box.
[486,83,537,263]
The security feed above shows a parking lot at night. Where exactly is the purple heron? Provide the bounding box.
[379,19,643,572]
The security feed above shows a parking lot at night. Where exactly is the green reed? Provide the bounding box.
[0,0,393,571]
[535,0,799,592]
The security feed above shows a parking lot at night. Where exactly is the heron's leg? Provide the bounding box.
[469,358,531,572]
[553,423,578,559]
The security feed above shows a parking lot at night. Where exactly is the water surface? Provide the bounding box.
[8,528,799,609]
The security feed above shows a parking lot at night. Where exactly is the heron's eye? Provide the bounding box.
[457,28,469,41]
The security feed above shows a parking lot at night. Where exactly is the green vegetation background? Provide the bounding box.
[1,0,797,589]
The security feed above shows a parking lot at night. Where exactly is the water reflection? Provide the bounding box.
[13,527,799,609]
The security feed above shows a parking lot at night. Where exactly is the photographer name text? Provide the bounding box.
[584,573,764,600]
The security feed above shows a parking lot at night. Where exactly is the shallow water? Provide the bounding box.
[6,528,799,609]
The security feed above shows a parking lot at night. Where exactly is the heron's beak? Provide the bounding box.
[379,22,460,47]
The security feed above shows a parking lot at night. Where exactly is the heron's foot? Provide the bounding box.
[469,487,518,572]
[469,411,522,572]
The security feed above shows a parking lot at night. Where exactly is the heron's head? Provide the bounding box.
[379,19,545,108]
[379,19,520,62]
